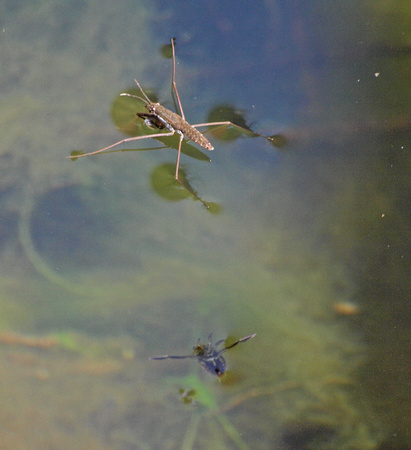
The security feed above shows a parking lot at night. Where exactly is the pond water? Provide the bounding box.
[0,1,409,448]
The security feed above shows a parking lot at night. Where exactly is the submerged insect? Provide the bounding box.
[69,38,275,206]
[149,333,256,377]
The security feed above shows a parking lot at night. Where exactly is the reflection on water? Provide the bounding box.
[0,0,409,448]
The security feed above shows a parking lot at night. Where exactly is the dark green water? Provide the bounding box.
[0,1,409,448]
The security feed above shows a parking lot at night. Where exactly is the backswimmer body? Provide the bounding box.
[149,333,256,377]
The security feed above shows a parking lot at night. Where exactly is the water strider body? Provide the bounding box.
[136,101,214,152]
[149,333,256,377]
[69,38,275,206]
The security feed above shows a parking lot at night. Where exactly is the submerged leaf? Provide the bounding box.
[69,150,84,160]
[151,163,192,202]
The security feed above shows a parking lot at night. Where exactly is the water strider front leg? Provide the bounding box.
[136,113,169,130]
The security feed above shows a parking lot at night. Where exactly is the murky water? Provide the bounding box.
[0,1,409,448]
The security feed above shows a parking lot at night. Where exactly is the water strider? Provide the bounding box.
[70,38,275,206]
[149,333,256,377]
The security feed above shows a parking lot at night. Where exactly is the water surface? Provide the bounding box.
[0,1,409,448]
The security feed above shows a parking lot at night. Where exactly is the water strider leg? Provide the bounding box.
[170,38,185,120]
[174,134,211,208]
[218,333,257,354]
[174,133,184,180]
[191,121,275,142]
[169,41,210,208]
[149,355,197,360]
[169,38,189,191]
[68,131,175,159]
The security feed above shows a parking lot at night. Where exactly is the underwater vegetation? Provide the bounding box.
[0,0,408,448]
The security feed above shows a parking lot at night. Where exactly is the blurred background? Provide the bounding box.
[0,1,409,448]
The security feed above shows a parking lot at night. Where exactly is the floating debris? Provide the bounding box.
[332,302,361,316]
[0,332,58,348]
